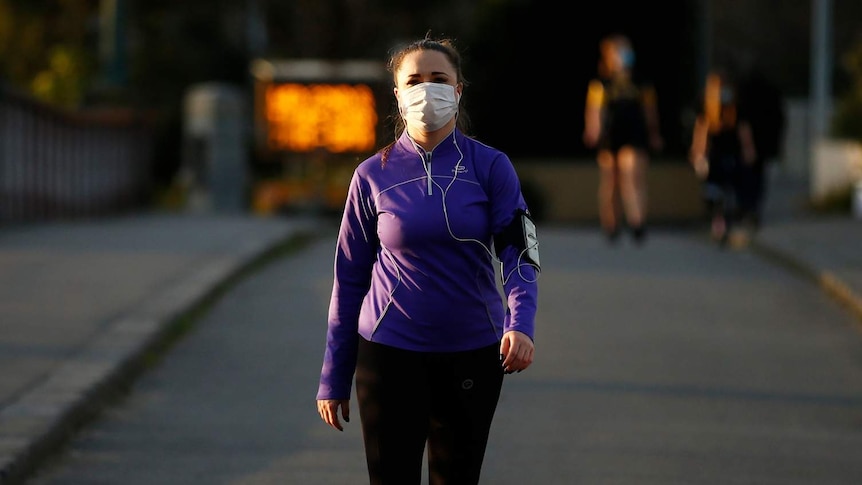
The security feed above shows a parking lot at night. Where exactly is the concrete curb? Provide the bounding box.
[0,227,314,485]
[750,240,862,331]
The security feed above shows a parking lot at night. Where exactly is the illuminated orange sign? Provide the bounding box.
[265,83,377,153]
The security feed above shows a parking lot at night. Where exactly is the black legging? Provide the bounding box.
[736,159,767,226]
[356,338,504,485]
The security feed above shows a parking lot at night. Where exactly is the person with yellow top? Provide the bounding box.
[583,34,663,244]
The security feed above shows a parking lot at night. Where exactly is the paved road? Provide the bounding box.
[23,226,862,485]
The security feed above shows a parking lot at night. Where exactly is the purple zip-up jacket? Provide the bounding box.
[316,129,539,400]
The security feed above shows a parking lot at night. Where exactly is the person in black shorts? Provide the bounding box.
[583,34,663,244]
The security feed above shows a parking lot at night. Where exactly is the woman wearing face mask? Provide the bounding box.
[316,35,539,484]
[689,68,757,246]
[583,34,663,244]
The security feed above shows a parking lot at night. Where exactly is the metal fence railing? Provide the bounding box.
[0,85,154,224]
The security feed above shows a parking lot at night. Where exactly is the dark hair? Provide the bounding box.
[379,34,471,164]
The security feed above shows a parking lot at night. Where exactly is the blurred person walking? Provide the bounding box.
[689,68,757,246]
[736,56,786,230]
[583,34,663,245]
[316,35,540,485]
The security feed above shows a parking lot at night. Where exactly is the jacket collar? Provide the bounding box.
[397,128,460,160]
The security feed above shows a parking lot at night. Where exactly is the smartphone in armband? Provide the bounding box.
[521,212,540,270]
[494,209,541,271]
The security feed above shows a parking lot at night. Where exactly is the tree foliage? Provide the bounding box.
[0,0,97,108]
[832,38,862,143]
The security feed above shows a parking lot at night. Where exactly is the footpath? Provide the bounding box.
[0,172,861,484]
[0,213,325,484]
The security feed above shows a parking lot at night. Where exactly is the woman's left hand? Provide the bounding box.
[500,330,534,374]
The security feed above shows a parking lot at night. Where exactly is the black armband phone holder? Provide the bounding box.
[493,209,540,270]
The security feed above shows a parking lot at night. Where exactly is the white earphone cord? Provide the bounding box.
[439,137,539,285]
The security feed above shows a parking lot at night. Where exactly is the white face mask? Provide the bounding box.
[398,82,460,132]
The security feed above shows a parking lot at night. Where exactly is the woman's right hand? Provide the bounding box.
[691,154,709,180]
[317,399,350,431]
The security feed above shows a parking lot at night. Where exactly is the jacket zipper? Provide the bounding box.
[424,150,433,195]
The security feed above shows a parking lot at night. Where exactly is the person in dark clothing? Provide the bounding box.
[736,63,786,230]
[583,34,663,244]
[689,69,757,246]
